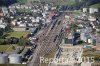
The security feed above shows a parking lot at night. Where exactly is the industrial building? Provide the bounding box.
[8,54,22,64]
[0,53,8,64]
[0,53,23,64]
[80,29,96,45]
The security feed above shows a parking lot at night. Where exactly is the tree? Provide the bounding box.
[17,0,27,4]
[0,28,4,37]
[0,39,4,45]
[18,37,27,46]
[70,23,78,32]
[0,0,17,6]
[5,25,12,32]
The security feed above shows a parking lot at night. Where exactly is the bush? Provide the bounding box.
[18,37,27,46]
[0,39,5,45]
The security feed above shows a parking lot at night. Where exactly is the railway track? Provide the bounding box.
[28,15,64,66]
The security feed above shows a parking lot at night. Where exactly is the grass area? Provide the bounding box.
[0,45,10,52]
[72,11,82,15]
[0,45,17,52]
[17,0,76,6]
[7,31,29,38]
[16,9,31,13]
[0,64,26,66]
[83,48,100,62]
[17,0,28,4]
[83,48,100,56]
[57,0,76,5]
[5,45,17,52]
[90,3,100,8]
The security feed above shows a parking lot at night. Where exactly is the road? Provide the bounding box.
[28,14,65,66]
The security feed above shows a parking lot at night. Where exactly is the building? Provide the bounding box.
[95,37,100,50]
[80,32,89,42]
[0,19,7,29]
[88,37,96,45]
[2,7,8,16]
[89,8,98,14]
[88,16,96,22]
[80,32,96,45]
[11,19,17,26]
[51,6,56,10]
[83,8,87,13]
[13,27,26,31]
[0,53,8,64]
[0,24,7,28]
[44,4,49,11]
[0,8,4,16]
[63,33,74,45]
[49,33,83,66]
[8,54,22,64]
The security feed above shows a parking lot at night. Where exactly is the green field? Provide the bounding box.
[0,45,10,52]
[57,0,76,5]
[17,0,76,6]
[0,45,16,52]
[5,45,17,52]
[72,10,82,15]
[7,31,29,38]
[90,3,100,8]
[17,0,28,4]
[16,9,32,13]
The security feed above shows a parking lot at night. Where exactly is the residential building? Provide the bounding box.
[89,8,98,14]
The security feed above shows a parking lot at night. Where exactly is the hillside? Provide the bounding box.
[40,0,77,6]
[16,0,83,6]
[0,0,100,9]
[90,3,100,8]
[17,0,27,4]
[57,0,76,6]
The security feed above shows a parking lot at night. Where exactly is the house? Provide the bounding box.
[88,36,96,45]
[19,23,26,27]
[83,8,87,13]
[11,20,17,26]
[89,8,98,14]
[88,16,96,22]
[0,24,6,28]
[13,27,26,31]
[0,19,7,28]
[0,8,4,16]
[51,6,56,10]
[80,32,90,42]
[80,29,96,45]
[15,5,20,9]
[2,7,8,16]
[44,5,49,11]
[28,27,37,33]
